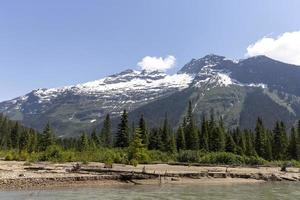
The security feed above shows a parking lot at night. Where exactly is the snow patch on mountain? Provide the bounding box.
[25,70,193,104]
[77,72,192,94]
[192,63,236,88]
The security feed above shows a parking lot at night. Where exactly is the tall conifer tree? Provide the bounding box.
[115,110,129,147]
[176,125,186,150]
[184,101,199,150]
[139,114,148,146]
[288,127,298,160]
[255,117,265,157]
[39,123,55,151]
[200,115,209,151]
[101,114,112,147]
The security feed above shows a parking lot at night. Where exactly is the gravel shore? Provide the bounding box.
[0,161,299,190]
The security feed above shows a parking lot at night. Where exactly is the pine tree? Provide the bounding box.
[199,115,209,151]
[115,110,129,147]
[264,130,273,160]
[100,114,112,147]
[139,114,148,146]
[39,123,55,151]
[128,128,149,166]
[161,114,170,151]
[244,130,256,156]
[234,128,245,155]
[297,120,300,160]
[148,128,163,150]
[11,122,21,149]
[161,114,175,152]
[184,101,199,150]
[280,121,288,156]
[19,129,30,152]
[209,126,225,152]
[91,129,100,147]
[130,122,135,141]
[78,132,89,152]
[176,125,186,150]
[255,117,265,157]
[273,121,288,160]
[288,127,298,160]
[225,132,236,153]
[28,129,38,153]
[208,110,217,151]
[0,118,11,150]
[169,132,177,153]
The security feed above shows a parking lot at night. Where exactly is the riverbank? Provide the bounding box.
[0,161,299,190]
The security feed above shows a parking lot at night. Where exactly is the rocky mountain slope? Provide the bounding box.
[1,54,300,137]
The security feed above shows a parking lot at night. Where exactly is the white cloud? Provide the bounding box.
[246,31,300,65]
[137,55,176,71]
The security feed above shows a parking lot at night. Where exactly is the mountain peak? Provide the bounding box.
[202,54,226,61]
[178,54,228,74]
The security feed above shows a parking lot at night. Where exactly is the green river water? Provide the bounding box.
[0,182,299,200]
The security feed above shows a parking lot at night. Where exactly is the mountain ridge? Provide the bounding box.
[1,54,300,137]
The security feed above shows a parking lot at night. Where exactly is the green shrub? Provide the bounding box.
[244,156,266,165]
[39,145,63,162]
[148,150,175,163]
[18,151,29,161]
[4,152,14,161]
[177,150,205,163]
[200,152,245,165]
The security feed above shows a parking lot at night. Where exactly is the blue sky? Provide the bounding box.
[1,0,300,101]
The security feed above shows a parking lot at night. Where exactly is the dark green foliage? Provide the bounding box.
[272,121,288,160]
[40,145,63,162]
[234,128,245,155]
[184,101,199,150]
[288,127,298,160]
[255,117,265,157]
[176,126,185,150]
[115,110,129,147]
[177,150,205,163]
[2,101,300,164]
[148,128,163,151]
[169,132,177,153]
[19,129,30,152]
[297,120,300,159]
[244,130,256,156]
[177,150,266,165]
[264,130,273,161]
[160,114,173,152]
[28,129,38,153]
[11,122,20,149]
[138,114,148,146]
[128,128,149,166]
[209,126,225,152]
[199,115,209,151]
[100,114,112,147]
[225,133,236,153]
[78,132,89,152]
[39,123,55,151]
[91,129,100,148]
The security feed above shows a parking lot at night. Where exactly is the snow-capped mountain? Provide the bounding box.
[1,54,300,137]
[16,69,192,115]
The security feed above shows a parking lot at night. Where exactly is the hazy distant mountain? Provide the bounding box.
[1,54,300,137]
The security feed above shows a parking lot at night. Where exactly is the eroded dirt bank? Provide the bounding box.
[0,161,299,190]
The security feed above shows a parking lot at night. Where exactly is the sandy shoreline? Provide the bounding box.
[0,161,299,190]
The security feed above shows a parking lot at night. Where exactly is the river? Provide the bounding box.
[0,182,299,200]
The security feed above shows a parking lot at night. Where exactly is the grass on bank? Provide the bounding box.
[1,145,300,167]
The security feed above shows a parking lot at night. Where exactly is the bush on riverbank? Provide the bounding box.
[177,150,266,165]
[1,148,299,167]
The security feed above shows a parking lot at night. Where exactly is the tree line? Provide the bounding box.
[1,101,300,162]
